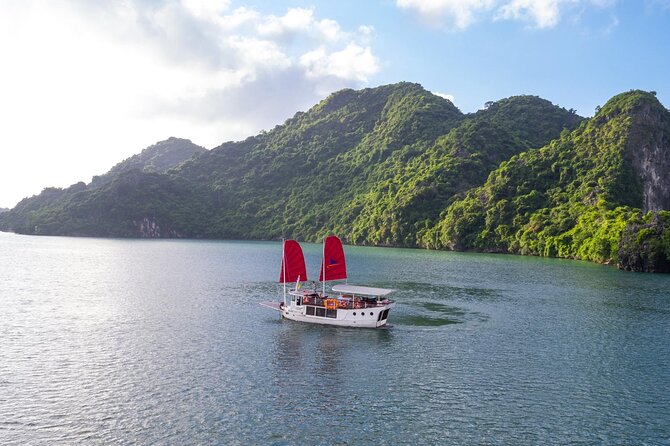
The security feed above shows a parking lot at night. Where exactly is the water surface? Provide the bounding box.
[1,232,669,444]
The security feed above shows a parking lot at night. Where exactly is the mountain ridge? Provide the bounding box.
[0,137,206,235]
[90,137,206,188]
[1,83,668,272]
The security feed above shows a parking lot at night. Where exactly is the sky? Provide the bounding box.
[1,0,669,208]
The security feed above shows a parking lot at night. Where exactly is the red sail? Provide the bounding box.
[279,240,308,283]
[319,235,347,281]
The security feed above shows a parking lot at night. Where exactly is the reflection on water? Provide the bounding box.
[1,233,669,445]
[268,322,395,443]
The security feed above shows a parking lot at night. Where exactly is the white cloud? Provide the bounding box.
[301,44,379,85]
[602,14,619,34]
[257,8,353,44]
[181,0,231,20]
[396,0,496,29]
[316,19,343,42]
[396,0,613,29]
[227,35,293,72]
[257,7,315,37]
[0,0,380,207]
[432,91,456,103]
[218,7,260,30]
[497,0,567,28]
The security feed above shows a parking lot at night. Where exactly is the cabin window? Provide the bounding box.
[315,307,326,318]
[381,309,389,320]
[326,309,337,318]
[306,306,315,316]
[353,312,356,316]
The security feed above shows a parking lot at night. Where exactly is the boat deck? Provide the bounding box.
[295,291,391,310]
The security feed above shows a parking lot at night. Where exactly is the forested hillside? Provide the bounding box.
[429,90,670,271]
[0,137,207,236]
[1,83,668,271]
[90,137,205,188]
[0,82,580,240]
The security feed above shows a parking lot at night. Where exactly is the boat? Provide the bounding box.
[259,235,395,328]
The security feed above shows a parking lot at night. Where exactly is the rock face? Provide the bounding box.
[612,93,670,272]
[618,212,670,273]
[627,98,670,212]
[136,217,182,238]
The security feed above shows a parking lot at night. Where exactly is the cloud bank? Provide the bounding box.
[0,0,380,206]
[94,1,379,137]
[1,0,380,145]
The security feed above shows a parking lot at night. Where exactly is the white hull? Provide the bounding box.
[280,302,394,328]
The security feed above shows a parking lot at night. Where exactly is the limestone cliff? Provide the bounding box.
[626,95,670,212]
[618,212,670,273]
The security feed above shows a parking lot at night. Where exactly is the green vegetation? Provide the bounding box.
[428,90,670,271]
[0,137,208,235]
[1,84,668,272]
[90,137,206,187]
[618,211,670,272]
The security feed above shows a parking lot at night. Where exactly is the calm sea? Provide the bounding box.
[1,232,669,445]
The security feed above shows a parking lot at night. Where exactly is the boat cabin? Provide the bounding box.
[287,283,394,323]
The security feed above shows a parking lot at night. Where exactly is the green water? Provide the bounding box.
[1,232,669,444]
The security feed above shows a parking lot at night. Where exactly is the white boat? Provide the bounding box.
[260,236,395,328]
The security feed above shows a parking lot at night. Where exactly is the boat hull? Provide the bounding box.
[280,302,394,328]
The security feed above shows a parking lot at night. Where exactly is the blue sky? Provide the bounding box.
[1,0,669,208]
[289,0,670,115]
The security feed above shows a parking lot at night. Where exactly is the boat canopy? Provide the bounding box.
[331,284,394,297]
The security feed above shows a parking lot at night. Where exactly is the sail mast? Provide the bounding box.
[322,236,326,298]
[282,239,286,306]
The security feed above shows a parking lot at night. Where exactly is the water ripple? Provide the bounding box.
[1,234,669,444]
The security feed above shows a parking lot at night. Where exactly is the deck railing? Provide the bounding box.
[299,293,389,310]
